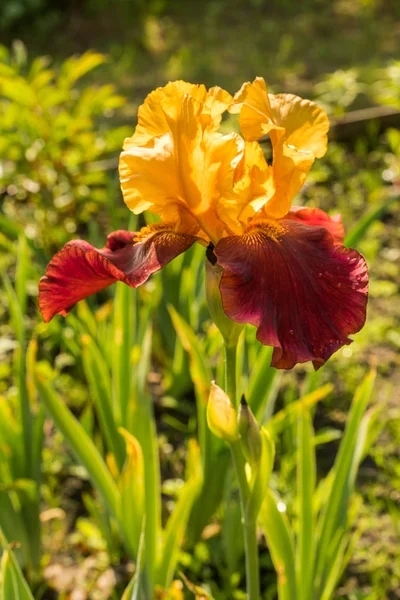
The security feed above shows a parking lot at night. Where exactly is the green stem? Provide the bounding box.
[225,343,260,600]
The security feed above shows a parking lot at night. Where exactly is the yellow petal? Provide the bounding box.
[205,85,234,125]
[268,93,329,158]
[261,140,314,219]
[219,141,274,232]
[230,77,284,140]
[232,77,329,218]
[120,133,178,214]
[119,88,241,243]
[265,92,329,217]
[127,80,232,147]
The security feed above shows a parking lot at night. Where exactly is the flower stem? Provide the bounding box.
[225,343,260,600]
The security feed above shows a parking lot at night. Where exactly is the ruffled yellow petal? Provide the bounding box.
[119,88,241,243]
[261,141,314,219]
[218,141,274,233]
[230,77,284,140]
[268,93,329,158]
[127,80,232,147]
[231,77,329,219]
[205,86,234,126]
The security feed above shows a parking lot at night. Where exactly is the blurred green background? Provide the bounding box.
[0,0,400,598]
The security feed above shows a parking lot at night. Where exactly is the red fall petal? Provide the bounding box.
[286,206,344,244]
[39,226,197,323]
[215,219,368,370]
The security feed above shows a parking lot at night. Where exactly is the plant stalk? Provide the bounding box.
[225,343,260,600]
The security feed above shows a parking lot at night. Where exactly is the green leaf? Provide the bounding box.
[117,430,145,558]
[247,345,281,422]
[259,490,297,600]
[156,440,202,589]
[246,429,275,524]
[0,493,28,568]
[169,306,230,544]
[221,471,244,576]
[82,336,125,471]
[3,275,32,480]
[15,236,29,318]
[112,282,134,426]
[35,368,119,516]
[0,528,35,600]
[121,522,151,600]
[168,305,211,406]
[314,369,376,596]
[320,530,358,600]
[266,384,333,439]
[344,194,398,248]
[59,51,106,87]
[296,402,316,600]
[128,326,161,587]
[3,275,24,346]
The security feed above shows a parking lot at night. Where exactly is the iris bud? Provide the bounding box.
[207,382,239,442]
[238,395,262,465]
[205,246,244,348]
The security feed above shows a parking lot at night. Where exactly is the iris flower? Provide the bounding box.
[39,78,368,369]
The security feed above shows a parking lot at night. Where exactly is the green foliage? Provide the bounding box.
[32,283,204,597]
[0,528,35,600]
[259,370,377,600]
[371,61,400,109]
[0,240,43,583]
[0,42,129,252]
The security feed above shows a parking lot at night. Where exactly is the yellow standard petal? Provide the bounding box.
[231,77,329,219]
[119,83,240,243]
[127,80,232,147]
[218,141,274,233]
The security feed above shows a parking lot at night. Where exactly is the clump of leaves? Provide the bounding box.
[0,41,130,253]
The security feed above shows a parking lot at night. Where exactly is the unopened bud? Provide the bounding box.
[205,252,244,348]
[207,382,239,442]
[238,395,262,464]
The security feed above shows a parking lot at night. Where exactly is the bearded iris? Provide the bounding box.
[39,78,368,369]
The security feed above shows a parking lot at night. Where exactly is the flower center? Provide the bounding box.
[244,219,287,242]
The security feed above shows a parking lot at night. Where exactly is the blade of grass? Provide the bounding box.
[259,490,297,600]
[122,521,151,600]
[266,384,333,439]
[35,369,119,516]
[156,440,202,589]
[169,306,230,543]
[112,282,134,425]
[26,337,45,486]
[3,276,31,477]
[15,235,29,319]
[0,527,35,600]
[247,346,279,421]
[3,276,41,573]
[0,493,28,567]
[344,193,398,247]
[320,527,361,600]
[76,300,99,340]
[296,402,316,600]
[117,430,145,558]
[129,326,161,588]
[82,337,125,471]
[314,369,376,595]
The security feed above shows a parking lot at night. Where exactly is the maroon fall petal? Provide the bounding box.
[215,220,368,370]
[39,227,197,323]
[286,206,344,244]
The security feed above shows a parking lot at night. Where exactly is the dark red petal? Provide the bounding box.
[215,220,368,370]
[286,206,344,244]
[39,226,196,323]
